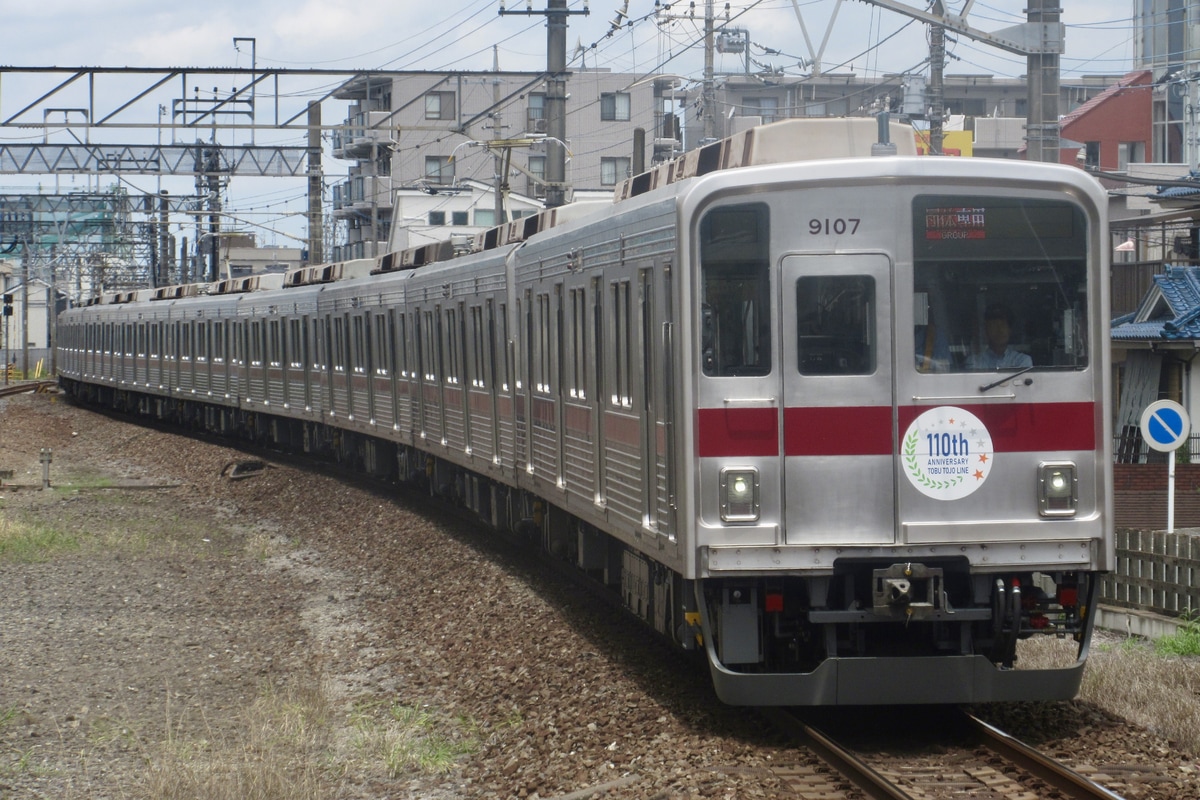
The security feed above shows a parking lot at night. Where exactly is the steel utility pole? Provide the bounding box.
[499,0,589,208]
[1025,0,1060,163]
[307,102,323,266]
[928,1,945,155]
[703,0,716,142]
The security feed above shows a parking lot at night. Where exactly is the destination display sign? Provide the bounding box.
[923,207,987,241]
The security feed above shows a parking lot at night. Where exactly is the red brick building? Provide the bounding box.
[1058,70,1153,169]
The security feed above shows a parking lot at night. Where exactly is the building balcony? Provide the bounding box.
[333,110,394,159]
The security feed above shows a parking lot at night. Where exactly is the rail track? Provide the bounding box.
[761,706,1129,800]
[0,380,57,399]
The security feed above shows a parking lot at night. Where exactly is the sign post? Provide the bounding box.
[1140,399,1192,532]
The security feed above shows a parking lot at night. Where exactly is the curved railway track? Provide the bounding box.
[761,707,1128,800]
[0,380,57,399]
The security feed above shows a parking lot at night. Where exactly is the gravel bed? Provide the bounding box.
[0,389,1197,799]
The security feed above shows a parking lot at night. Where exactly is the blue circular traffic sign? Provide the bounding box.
[1141,400,1191,452]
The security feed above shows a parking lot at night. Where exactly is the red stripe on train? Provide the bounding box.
[698,402,1096,457]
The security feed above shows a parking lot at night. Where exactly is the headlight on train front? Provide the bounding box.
[720,467,760,522]
[1038,462,1077,517]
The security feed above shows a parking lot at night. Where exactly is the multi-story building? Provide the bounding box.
[331,69,669,259]
[685,72,1127,159]
[1134,0,1200,164]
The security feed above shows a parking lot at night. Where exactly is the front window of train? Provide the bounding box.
[912,196,1088,374]
[699,203,772,377]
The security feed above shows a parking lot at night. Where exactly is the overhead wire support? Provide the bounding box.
[498,1,590,208]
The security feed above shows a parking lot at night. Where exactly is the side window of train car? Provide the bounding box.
[497,302,510,392]
[568,286,588,401]
[312,317,327,372]
[470,305,487,389]
[180,323,192,364]
[213,320,226,365]
[373,313,389,378]
[249,319,263,367]
[351,314,367,375]
[611,280,633,408]
[289,319,303,369]
[445,306,461,386]
[393,311,408,378]
[269,319,282,368]
[421,310,438,382]
[331,316,346,374]
[699,203,771,377]
[197,321,208,364]
[534,293,552,395]
[796,275,876,375]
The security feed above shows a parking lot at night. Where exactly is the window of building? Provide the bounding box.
[425,156,453,185]
[474,209,495,227]
[743,96,779,123]
[425,91,455,121]
[429,210,446,225]
[948,98,987,117]
[528,156,546,197]
[600,92,631,122]
[527,93,545,130]
[1118,141,1146,171]
[451,210,469,226]
[600,156,631,186]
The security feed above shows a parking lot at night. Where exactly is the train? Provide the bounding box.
[56,117,1113,706]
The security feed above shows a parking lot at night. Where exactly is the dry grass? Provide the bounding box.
[139,681,335,800]
[1019,631,1200,755]
[135,680,477,800]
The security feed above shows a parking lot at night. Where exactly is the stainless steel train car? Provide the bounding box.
[57,118,1113,706]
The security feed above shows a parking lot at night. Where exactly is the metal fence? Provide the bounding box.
[1114,431,1200,464]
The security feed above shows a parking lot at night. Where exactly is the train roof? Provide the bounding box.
[71,117,1104,311]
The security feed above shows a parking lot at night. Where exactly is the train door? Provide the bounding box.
[779,253,896,545]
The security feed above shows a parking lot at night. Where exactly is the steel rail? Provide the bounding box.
[0,381,57,399]
[963,711,1127,800]
[761,708,915,800]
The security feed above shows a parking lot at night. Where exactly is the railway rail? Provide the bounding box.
[0,380,57,399]
[762,707,1128,800]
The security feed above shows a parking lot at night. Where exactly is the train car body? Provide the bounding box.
[57,118,1113,706]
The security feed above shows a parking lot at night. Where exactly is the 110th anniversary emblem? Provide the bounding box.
[902,406,994,501]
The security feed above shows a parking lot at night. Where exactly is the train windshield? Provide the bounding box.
[912,196,1089,374]
[700,203,772,377]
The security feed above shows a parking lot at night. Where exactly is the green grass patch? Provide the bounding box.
[1155,613,1200,656]
[0,706,18,730]
[0,517,80,562]
[350,701,478,777]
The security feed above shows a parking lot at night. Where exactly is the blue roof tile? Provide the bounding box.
[1154,170,1200,199]
[1112,265,1200,340]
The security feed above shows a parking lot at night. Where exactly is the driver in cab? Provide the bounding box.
[967,302,1032,370]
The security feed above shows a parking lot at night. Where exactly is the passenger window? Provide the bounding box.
[796,275,875,375]
[699,203,771,377]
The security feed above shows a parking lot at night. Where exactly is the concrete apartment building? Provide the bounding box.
[330,70,669,259]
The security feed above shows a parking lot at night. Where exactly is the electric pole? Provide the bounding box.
[499,0,589,208]
[307,102,324,265]
[1025,0,1060,163]
[928,1,945,155]
[703,0,716,142]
